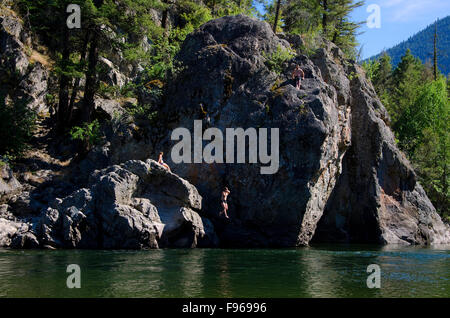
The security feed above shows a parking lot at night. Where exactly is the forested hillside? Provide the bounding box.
[368,16,450,76]
[0,0,365,164]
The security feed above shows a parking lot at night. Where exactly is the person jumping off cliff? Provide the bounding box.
[157,151,171,172]
[219,187,231,219]
[292,65,305,90]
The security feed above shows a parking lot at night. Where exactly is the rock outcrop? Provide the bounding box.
[0,10,49,113]
[98,57,129,89]
[0,163,22,200]
[159,15,450,246]
[311,46,450,245]
[0,160,218,249]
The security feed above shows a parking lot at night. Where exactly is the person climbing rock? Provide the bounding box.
[220,187,231,219]
[157,151,171,172]
[292,65,305,90]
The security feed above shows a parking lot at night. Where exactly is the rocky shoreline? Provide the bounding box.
[1,159,218,249]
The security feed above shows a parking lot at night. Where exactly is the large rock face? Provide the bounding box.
[160,15,450,246]
[1,160,218,249]
[0,10,30,75]
[0,10,48,113]
[311,46,450,245]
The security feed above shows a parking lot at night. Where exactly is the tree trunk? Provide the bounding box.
[68,31,90,124]
[81,0,103,123]
[321,0,328,36]
[332,18,341,44]
[332,30,338,43]
[161,0,170,31]
[57,22,70,131]
[82,34,99,123]
[273,0,282,33]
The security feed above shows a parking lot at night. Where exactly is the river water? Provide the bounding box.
[0,245,449,297]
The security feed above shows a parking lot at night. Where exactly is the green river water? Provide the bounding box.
[0,245,449,297]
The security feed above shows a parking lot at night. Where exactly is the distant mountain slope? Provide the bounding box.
[367,16,450,75]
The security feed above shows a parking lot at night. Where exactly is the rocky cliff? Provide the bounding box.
[0,13,449,249]
[0,10,49,114]
[159,15,450,246]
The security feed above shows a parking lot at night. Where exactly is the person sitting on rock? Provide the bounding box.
[219,187,231,219]
[157,151,171,172]
[292,65,305,90]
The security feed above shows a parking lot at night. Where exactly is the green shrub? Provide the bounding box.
[263,45,296,75]
[98,82,120,99]
[299,30,322,56]
[125,102,158,126]
[0,98,36,161]
[70,119,102,151]
[120,82,138,98]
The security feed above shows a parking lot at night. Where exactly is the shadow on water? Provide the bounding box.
[0,245,449,297]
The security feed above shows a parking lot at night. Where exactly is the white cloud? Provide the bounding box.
[381,0,405,8]
[377,0,450,22]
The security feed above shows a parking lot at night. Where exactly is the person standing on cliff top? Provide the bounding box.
[220,187,231,219]
[292,65,305,90]
[157,151,171,172]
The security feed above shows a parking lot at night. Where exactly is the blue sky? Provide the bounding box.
[253,0,450,59]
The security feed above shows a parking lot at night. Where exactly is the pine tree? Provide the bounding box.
[261,0,285,33]
[319,0,329,36]
[272,0,282,32]
[16,0,80,129]
[389,49,424,125]
[327,0,364,58]
[57,0,73,131]
[373,53,392,96]
[283,0,321,34]
[61,0,165,124]
[203,0,254,17]
[283,0,363,57]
